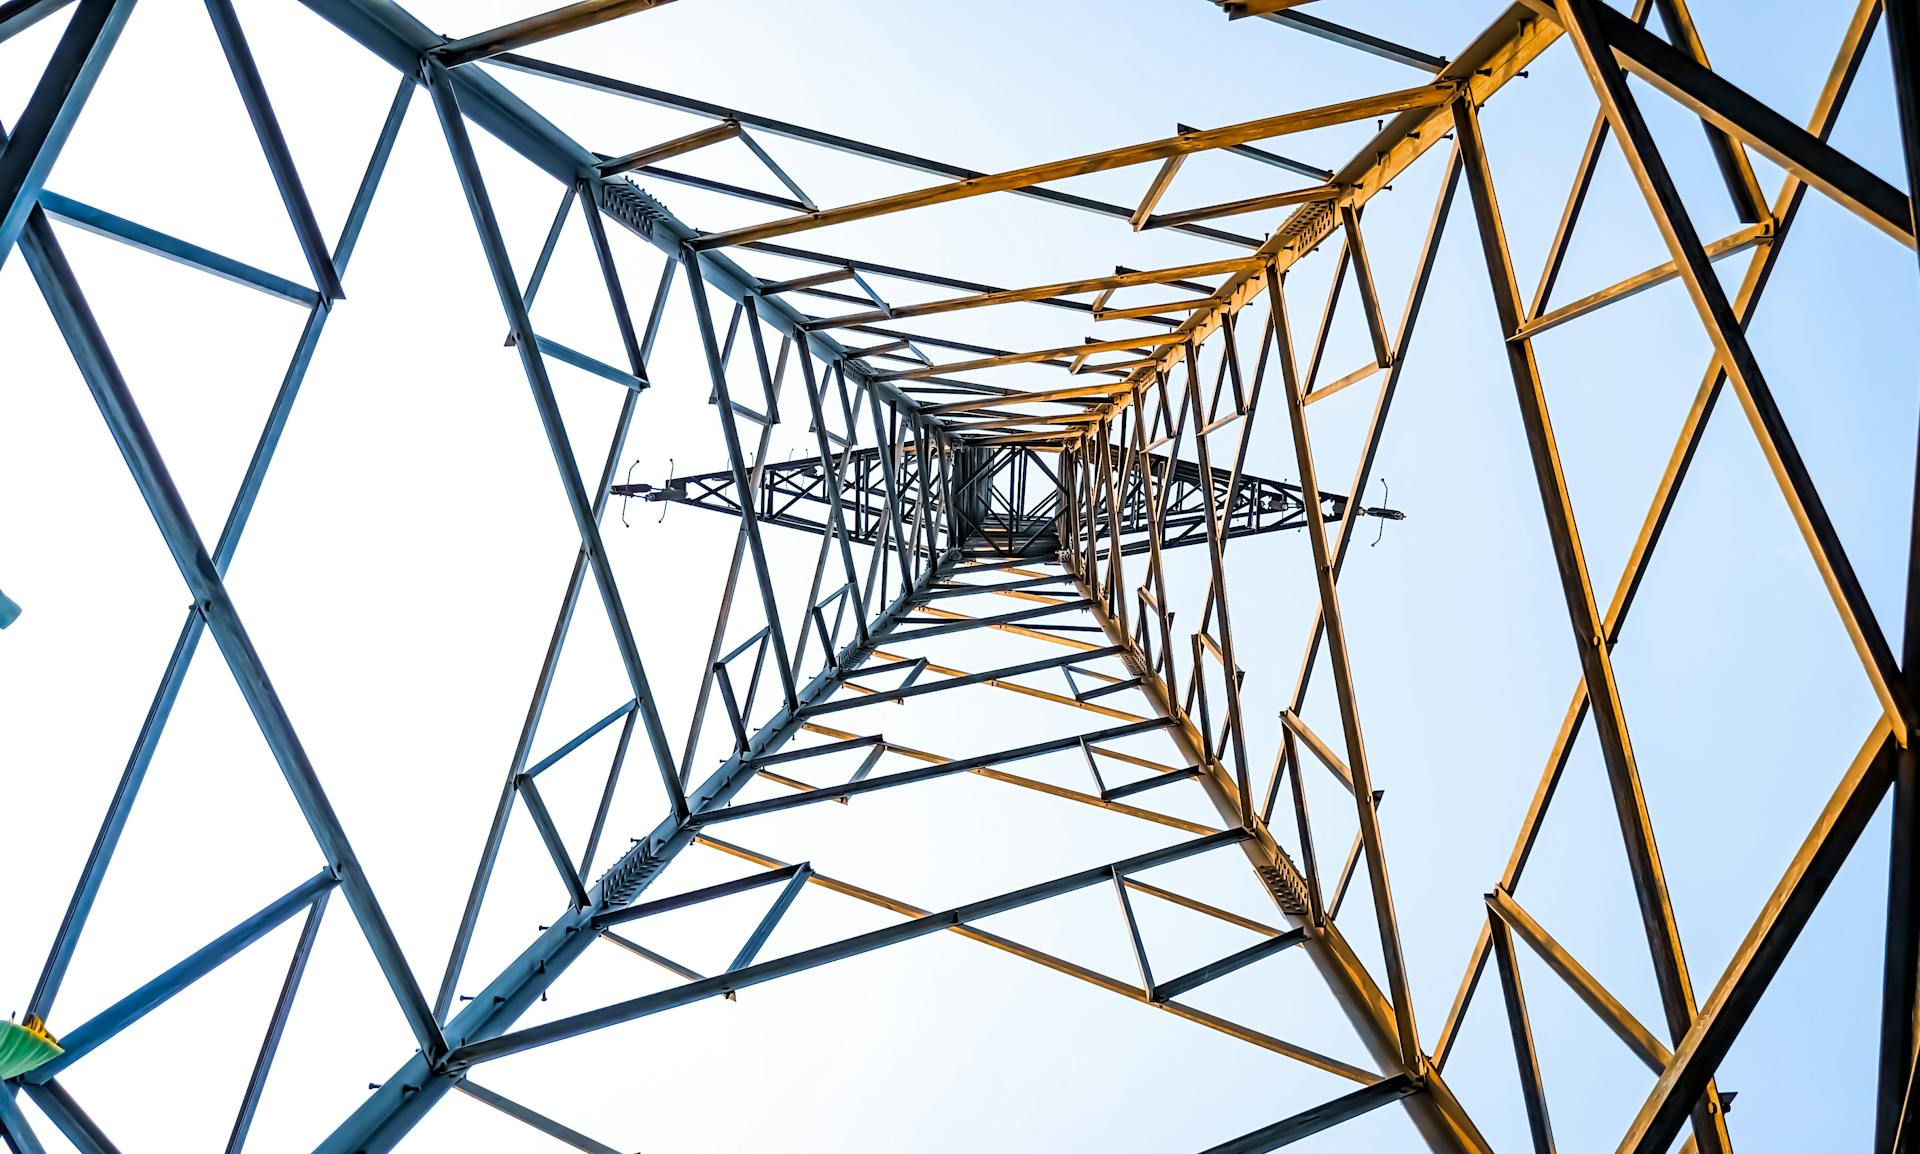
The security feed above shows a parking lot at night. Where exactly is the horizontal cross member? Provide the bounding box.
[445,828,1250,1068]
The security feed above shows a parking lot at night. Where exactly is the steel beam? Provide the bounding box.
[1556,0,1911,740]
[426,60,689,822]
[21,76,411,1026]
[1452,90,1732,1154]
[1596,3,1914,247]
[204,0,346,301]
[445,829,1250,1068]
[1271,260,1422,1072]
[1488,911,1556,1154]
[433,0,678,67]
[1430,0,1883,1073]
[691,85,1452,250]
[225,890,330,1154]
[315,558,946,1153]
[0,0,131,269]
[455,1082,624,1154]
[1615,722,1896,1154]
[8,4,1906,1152]
[491,54,1264,247]
[1198,1074,1421,1154]
[18,201,445,1062]
[25,871,335,1081]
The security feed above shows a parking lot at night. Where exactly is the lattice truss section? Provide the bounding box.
[2,0,1919,1152]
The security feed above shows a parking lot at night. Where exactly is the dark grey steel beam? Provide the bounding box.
[455,1082,624,1154]
[1488,912,1556,1154]
[0,0,71,44]
[0,1086,47,1154]
[38,191,319,305]
[225,890,330,1154]
[1196,1074,1420,1154]
[25,871,335,1081]
[1596,3,1914,247]
[1244,6,1448,73]
[1648,0,1767,223]
[593,862,805,929]
[1152,927,1309,1003]
[19,1084,118,1154]
[203,0,346,301]
[1882,0,1920,1145]
[0,0,132,268]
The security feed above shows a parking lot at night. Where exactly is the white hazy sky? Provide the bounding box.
[3,1,1917,1151]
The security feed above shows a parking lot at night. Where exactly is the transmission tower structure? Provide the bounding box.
[4,1,1920,1152]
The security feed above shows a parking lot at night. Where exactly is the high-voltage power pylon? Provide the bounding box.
[4,1,1920,1152]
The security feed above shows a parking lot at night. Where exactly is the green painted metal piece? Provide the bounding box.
[0,1019,62,1079]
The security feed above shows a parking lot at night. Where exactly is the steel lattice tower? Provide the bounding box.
[3,0,1920,1151]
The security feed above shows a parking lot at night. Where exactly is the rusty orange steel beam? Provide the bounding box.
[690,84,1453,250]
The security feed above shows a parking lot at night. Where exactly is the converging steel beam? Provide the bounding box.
[698,833,1369,1080]
[1488,886,1669,1071]
[1271,259,1422,1072]
[426,60,690,822]
[317,564,947,1152]
[1059,7,1565,429]
[432,247,673,1023]
[1069,565,1493,1154]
